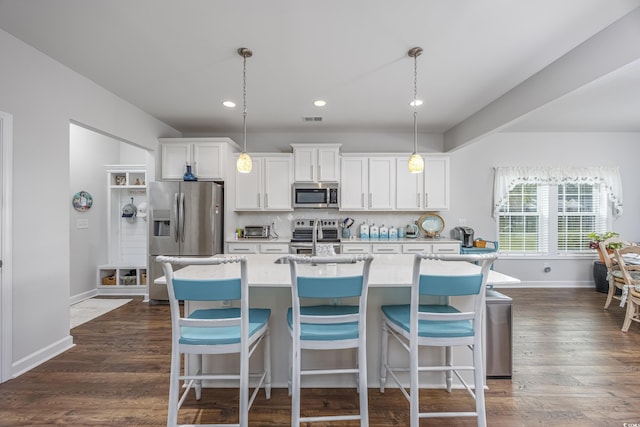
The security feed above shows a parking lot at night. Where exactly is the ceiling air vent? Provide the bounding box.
[303,116,323,122]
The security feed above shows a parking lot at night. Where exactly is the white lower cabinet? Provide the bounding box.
[341,244,370,254]
[227,242,290,254]
[432,243,460,254]
[402,244,431,254]
[372,244,401,254]
[342,241,460,255]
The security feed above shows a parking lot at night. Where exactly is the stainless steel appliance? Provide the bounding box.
[292,183,339,209]
[453,226,475,248]
[290,218,341,254]
[148,181,224,302]
[244,225,270,239]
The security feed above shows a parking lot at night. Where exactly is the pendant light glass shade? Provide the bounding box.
[237,47,253,173]
[236,152,252,173]
[408,152,424,173]
[407,47,424,174]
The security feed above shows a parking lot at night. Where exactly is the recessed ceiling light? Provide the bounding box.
[313,100,327,107]
[409,99,423,107]
[223,101,236,108]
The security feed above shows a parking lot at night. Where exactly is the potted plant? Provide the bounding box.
[588,231,623,262]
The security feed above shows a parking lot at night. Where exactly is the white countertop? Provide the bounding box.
[341,237,460,244]
[155,253,519,287]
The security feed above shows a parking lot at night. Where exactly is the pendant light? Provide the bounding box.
[407,47,424,174]
[236,47,253,173]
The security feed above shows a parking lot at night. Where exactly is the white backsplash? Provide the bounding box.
[232,211,454,240]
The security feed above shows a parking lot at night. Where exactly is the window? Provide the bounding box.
[498,183,608,255]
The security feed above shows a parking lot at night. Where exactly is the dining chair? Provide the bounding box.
[286,254,374,427]
[613,246,640,332]
[600,237,637,309]
[379,253,498,427]
[157,255,271,427]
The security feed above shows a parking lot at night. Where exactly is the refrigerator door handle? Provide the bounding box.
[179,192,186,242]
[173,192,180,242]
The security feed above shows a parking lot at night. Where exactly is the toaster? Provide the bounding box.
[243,225,270,239]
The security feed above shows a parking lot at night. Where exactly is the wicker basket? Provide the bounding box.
[474,239,487,248]
[101,275,116,286]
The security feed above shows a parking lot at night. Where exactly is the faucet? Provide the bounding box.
[312,218,323,256]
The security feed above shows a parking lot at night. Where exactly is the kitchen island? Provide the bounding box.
[155,253,519,388]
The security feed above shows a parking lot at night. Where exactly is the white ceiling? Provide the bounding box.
[1,0,639,151]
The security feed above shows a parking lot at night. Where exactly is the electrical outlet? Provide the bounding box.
[77,219,89,229]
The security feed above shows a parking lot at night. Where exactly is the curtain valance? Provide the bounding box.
[493,166,623,219]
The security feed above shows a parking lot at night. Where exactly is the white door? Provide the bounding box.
[0,111,13,383]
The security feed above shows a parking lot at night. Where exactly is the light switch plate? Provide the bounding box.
[77,219,89,229]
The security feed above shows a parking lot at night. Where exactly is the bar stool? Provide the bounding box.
[379,253,497,427]
[158,255,271,427]
[286,254,374,427]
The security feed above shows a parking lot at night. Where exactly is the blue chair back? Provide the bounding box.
[297,275,364,299]
[419,274,483,297]
[172,277,242,301]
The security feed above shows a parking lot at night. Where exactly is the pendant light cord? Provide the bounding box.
[242,52,248,153]
[413,51,418,153]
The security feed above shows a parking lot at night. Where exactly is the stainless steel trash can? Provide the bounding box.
[485,289,512,378]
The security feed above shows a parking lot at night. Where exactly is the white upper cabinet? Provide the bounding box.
[342,154,450,211]
[159,137,239,180]
[340,156,368,210]
[396,156,423,210]
[291,143,341,182]
[423,156,450,210]
[368,157,395,210]
[340,156,395,211]
[235,154,293,211]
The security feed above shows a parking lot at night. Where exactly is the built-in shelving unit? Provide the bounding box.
[99,165,148,296]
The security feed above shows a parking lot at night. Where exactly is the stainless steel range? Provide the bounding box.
[290,218,341,255]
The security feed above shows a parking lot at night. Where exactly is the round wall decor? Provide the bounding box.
[72,190,93,212]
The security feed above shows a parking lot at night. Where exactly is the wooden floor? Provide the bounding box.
[2,288,640,426]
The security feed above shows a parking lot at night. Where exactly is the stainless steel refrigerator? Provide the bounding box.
[148,181,223,302]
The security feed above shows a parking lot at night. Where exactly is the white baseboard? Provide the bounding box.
[69,289,98,305]
[492,280,594,289]
[11,335,74,379]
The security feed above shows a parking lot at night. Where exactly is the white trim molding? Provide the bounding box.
[0,111,13,383]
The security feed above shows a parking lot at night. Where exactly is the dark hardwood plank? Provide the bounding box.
[1,288,640,426]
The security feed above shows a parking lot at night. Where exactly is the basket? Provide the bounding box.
[474,239,487,248]
[102,275,116,286]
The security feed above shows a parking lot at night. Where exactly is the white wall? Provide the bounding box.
[447,132,640,287]
[0,28,179,378]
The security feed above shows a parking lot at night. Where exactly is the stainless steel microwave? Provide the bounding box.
[292,183,339,209]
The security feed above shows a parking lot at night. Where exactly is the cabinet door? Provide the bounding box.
[263,156,293,210]
[423,156,450,210]
[161,143,191,180]
[193,142,223,179]
[432,243,460,254]
[368,157,395,210]
[341,244,370,254]
[340,157,368,210]
[395,156,423,210]
[293,147,315,182]
[317,147,340,182]
[235,159,263,210]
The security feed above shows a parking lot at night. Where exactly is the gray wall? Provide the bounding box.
[0,28,179,378]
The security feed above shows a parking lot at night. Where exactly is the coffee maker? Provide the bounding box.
[453,226,475,248]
